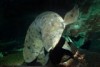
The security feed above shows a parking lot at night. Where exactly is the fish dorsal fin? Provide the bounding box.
[64,5,79,25]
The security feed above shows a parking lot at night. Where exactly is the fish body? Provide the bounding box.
[23,6,79,65]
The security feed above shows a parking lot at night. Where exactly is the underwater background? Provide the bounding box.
[0,0,100,66]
